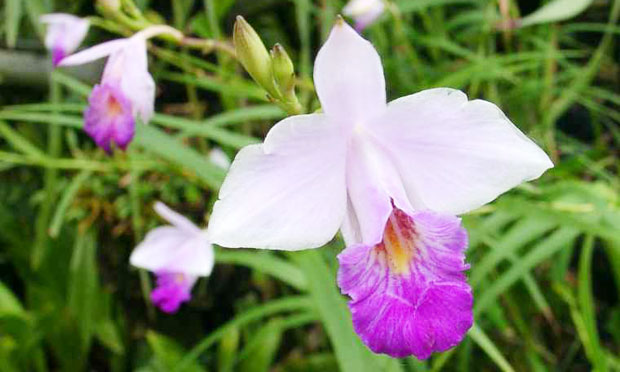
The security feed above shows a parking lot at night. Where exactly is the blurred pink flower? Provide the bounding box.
[207,20,552,357]
[40,13,89,66]
[60,26,181,153]
[343,0,385,31]
[130,202,214,314]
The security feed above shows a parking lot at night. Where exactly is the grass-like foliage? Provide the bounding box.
[0,0,619,371]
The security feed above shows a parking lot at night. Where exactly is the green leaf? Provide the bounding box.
[521,0,593,27]
[475,227,580,314]
[215,249,307,290]
[577,235,607,371]
[133,124,225,190]
[239,319,283,372]
[95,320,124,355]
[217,327,240,372]
[468,324,516,372]
[0,281,24,317]
[175,296,312,371]
[146,331,205,372]
[49,170,92,237]
[68,230,99,354]
[4,0,22,48]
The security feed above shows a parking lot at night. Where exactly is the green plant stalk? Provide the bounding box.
[128,164,155,320]
[175,296,313,371]
[292,249,403,372]
[32,75,63,269]
[577,235,607,371]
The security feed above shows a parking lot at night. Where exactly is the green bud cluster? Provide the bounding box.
[233,16,302,115]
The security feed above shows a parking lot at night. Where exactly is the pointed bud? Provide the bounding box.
[271,43,295,93]
[96,0,121,13]
[233,16,278,97]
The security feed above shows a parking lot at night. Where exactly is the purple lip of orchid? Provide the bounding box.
[84,83,135,154]
[206,20,553,359]
[338,206,473,359]
[151,272,197,314]
[52,47,66,67]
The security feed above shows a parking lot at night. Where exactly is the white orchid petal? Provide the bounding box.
[371,88,553,214]
[207,114,348,250]
[129,226,214,277]
[154,202,201,234]
[313,20,386,124]
[343,133,413,246]
[59,39,127,66]
[40,13,90,54]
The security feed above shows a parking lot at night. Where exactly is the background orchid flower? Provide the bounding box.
[59,26,182,153]
[207,19,553,358]
[130,202,214,314]
[40,13,89,66]
[343,0,385,31]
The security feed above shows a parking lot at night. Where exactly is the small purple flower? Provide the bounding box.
[151,272,197,314]
[343,0,386,31]
[84,83,134,153]
[60,26,182,153]
[130,202,215,314]
[40,14,89,67]
[338,207,473,359]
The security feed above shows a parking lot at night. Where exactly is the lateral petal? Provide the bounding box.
[371,88,553,214]
[207,114,348,250]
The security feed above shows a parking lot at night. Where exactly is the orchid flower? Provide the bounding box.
[207,20,552,358]
[59,26,182,153]
[129,150,228,313]
[130,202,214,313]
[40,13,90,66]
[343,0,385,31]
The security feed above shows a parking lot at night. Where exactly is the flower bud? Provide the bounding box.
[96,0,121,13]
[271,43,295,93]
[233,16,278,97]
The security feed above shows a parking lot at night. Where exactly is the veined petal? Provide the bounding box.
[314,20,386,125]
[207,114,348,250]
[343,132,413,246]
[337,207,473,359]
[154,202,202,234]
[129,226,214,277]
[59,39,127,67]
[371,88,553,214]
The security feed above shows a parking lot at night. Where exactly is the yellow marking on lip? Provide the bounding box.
[381,216,414,275]
[106,95,123,116]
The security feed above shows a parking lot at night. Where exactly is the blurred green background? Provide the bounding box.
[0,0,619,371]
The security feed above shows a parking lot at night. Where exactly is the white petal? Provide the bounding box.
[343,132,413,246]
[207,114,348,250]
[129,226,214,277]
[101,38,155,124]
[59,39,127,67]
[313,20,386,124]
[40,13,89,53]
[370,88,553,214]
[153,202,201,234]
